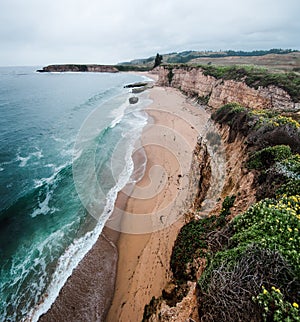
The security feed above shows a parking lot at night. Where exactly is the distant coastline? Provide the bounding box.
[37,64,119,73]
[37,64,150,73]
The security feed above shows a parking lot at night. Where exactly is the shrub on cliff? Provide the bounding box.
[198,195,300,322]
[254,286,300,322]
[212,102,247,123]
[198,245,299,322]
[212,105,300,153]
[277,179,300,197]
[251,148,300,200]
[196,124,300,320]
[171,196,236,281]
[247,145,292,169]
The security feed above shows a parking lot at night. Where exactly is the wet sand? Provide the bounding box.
[39,226,119,321]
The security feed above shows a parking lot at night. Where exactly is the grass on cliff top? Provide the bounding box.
[114,65,152,72]
[200,64,300,102]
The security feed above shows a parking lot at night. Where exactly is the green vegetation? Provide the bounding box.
[248,145,292,169]
[276,154,300,177]
[114,65,151,72]
[277,179,300,197]
[122,49,298,66]
[195,104,300,321]
[199,65,300,102]
[142,296,160,322]
[171,217,214,281]
[232,196,300,275]
[197,95,210,105]
[171,196,236,281]
[212,102,247,125]
[254,286,300,322]
[251,111,300,130]
[220,195,236,217]
[212,104,300,154]
[197,174,300,321]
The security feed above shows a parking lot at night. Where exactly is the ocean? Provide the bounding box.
[0,66,150,321]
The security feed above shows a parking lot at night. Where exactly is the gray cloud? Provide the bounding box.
[0,0,299,66]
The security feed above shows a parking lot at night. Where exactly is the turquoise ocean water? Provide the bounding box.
[0,67,149,321]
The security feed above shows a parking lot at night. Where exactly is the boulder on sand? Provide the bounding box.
[129,97,139,104]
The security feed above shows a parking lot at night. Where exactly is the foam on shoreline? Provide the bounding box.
[36,83,211,321]
[26,90,152,322]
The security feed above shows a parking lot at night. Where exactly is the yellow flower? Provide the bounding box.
[288,227,293,232]
[263,289,268,295]
[293,302,299,309]
[271,286,281,293]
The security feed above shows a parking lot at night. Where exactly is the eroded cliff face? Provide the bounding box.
[156,66,299,110]
[144,123,257,322]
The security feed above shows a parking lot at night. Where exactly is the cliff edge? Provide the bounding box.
[156,65,300,111]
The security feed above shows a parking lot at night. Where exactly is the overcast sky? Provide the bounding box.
[0,0,299,66]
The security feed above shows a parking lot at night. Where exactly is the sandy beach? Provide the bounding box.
[39,81,210,322]
[106,86,210,321]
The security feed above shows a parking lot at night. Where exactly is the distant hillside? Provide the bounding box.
[118,49,300,73]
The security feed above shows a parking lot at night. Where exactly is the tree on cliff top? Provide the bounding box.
[153,53,163,68]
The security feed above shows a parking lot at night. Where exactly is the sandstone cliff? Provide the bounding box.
[143,122,257,322]
[156,66,299,110]
[37,64,119,73]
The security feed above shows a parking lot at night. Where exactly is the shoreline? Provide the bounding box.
[36,73,158,321]
[38,75,211,321]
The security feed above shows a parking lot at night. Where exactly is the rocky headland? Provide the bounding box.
[37,64,119,73]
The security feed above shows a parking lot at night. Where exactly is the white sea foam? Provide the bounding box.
[33,161,71,189]
[3,225,73,322]
[16,154,31,167]
[31,150,43,159]
[0,226,69,321]
[30,188,57,218]
[51,135,66,143]
[0,159,15,171]
[26,90,151,322]
[141,75,156,82]
[16,149,43,167]
[109,95,130,129]
[44,163,56,168]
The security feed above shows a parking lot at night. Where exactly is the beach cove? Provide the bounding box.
[38,75,218,321]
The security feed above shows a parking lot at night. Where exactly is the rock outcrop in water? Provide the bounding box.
[156,66,300,110]
[37,64,119,73]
